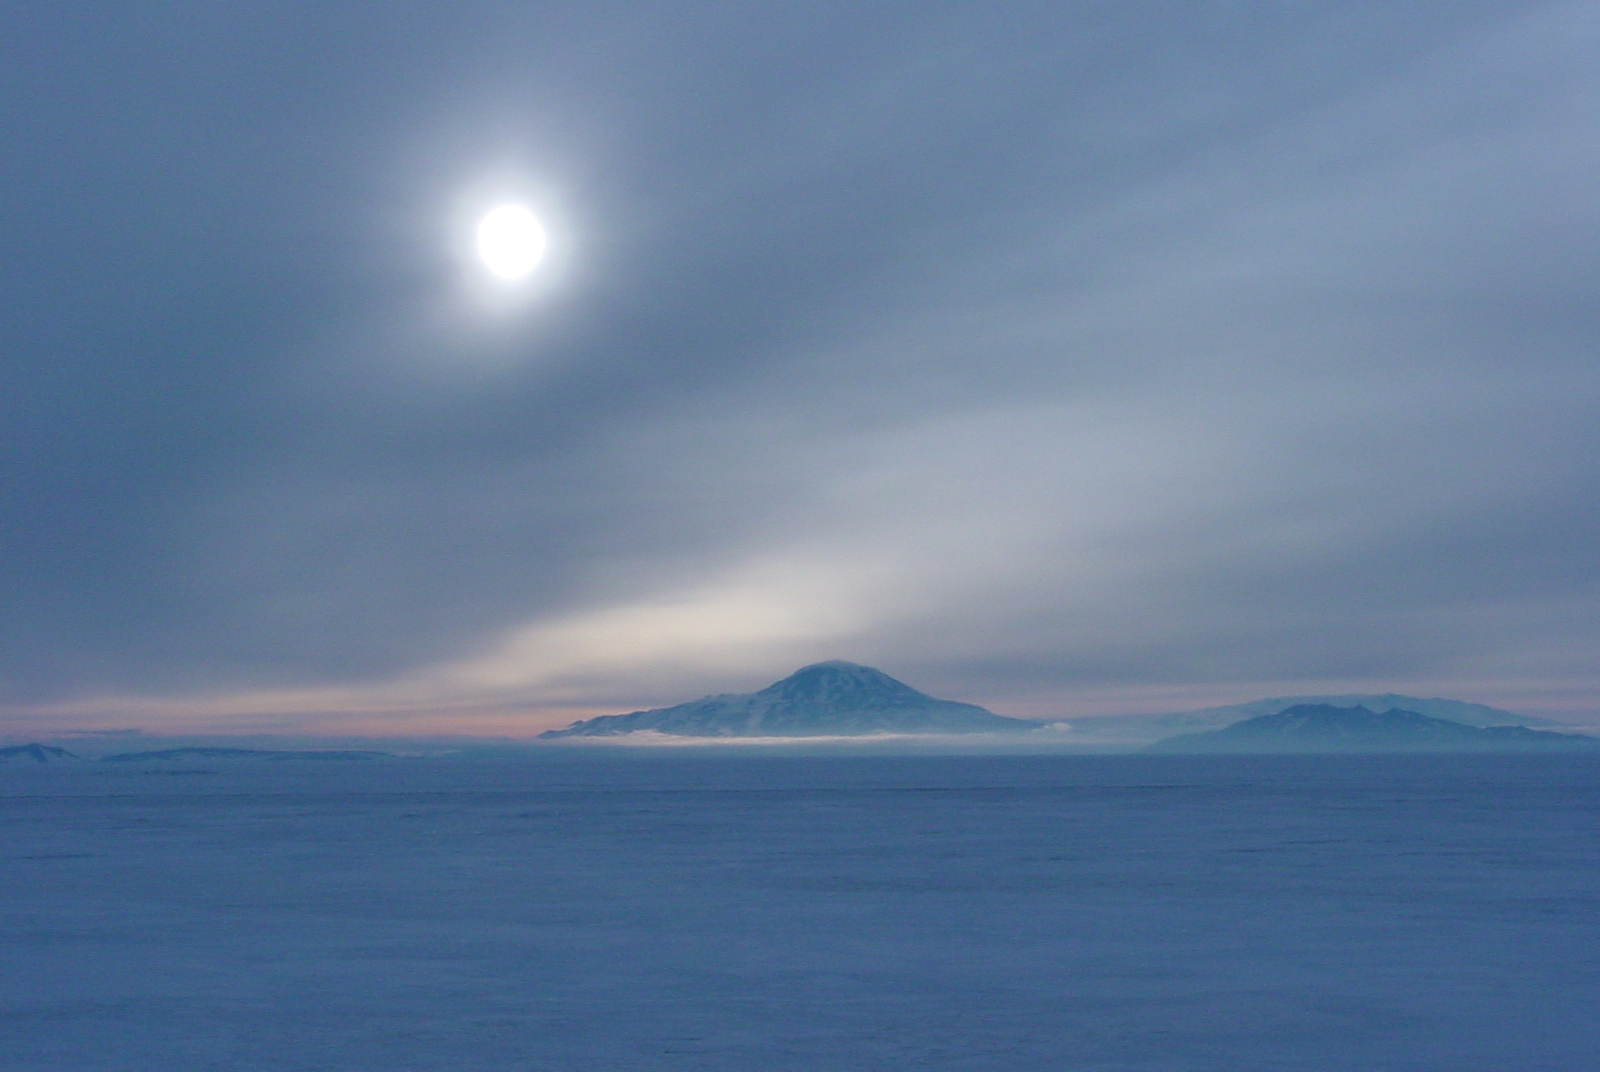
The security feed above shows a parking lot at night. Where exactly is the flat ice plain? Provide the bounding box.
[4,754,1598,1071]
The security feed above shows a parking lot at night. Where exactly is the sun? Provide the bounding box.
[475,204,546,280]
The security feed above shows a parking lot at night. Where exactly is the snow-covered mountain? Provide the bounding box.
[1147,704,1600,753]
[540,661,1040,738]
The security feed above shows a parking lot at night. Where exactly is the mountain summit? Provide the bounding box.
[540,661,1039,738]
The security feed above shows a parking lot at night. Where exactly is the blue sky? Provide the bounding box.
[4,2,1599,735]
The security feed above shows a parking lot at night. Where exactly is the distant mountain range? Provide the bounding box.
[99,747,390,762]
[5,681,1582,755]
[540,661,1041,738]
[0,743,81,764]
[1061,693,1556,743]
[0,745,391,765]
[1147,704,1600,754]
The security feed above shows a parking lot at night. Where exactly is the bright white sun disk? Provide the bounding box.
[476,204,546,280]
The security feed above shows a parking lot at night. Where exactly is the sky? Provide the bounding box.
[3,1,1599,738]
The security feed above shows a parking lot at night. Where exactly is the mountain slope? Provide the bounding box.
[540,661,1039,738]
[1146,704,1600,753]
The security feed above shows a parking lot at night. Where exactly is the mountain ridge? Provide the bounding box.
[1060,693,1553,743]
[1147,703,1600,753]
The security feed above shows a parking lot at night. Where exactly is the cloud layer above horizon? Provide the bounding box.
[4,2,1599,732]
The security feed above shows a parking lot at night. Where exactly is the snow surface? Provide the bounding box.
[4,754,1598,1071]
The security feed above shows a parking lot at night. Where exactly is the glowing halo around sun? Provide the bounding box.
[475,203,547,280]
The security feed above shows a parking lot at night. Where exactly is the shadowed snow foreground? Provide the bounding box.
[4,754,1599,1071]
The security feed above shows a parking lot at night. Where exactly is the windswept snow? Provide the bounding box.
[3,754,1598,1071]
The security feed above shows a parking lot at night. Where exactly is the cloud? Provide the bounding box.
[3,3,1599,729]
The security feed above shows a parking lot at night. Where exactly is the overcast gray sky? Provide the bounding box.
[4,1,1599,736]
